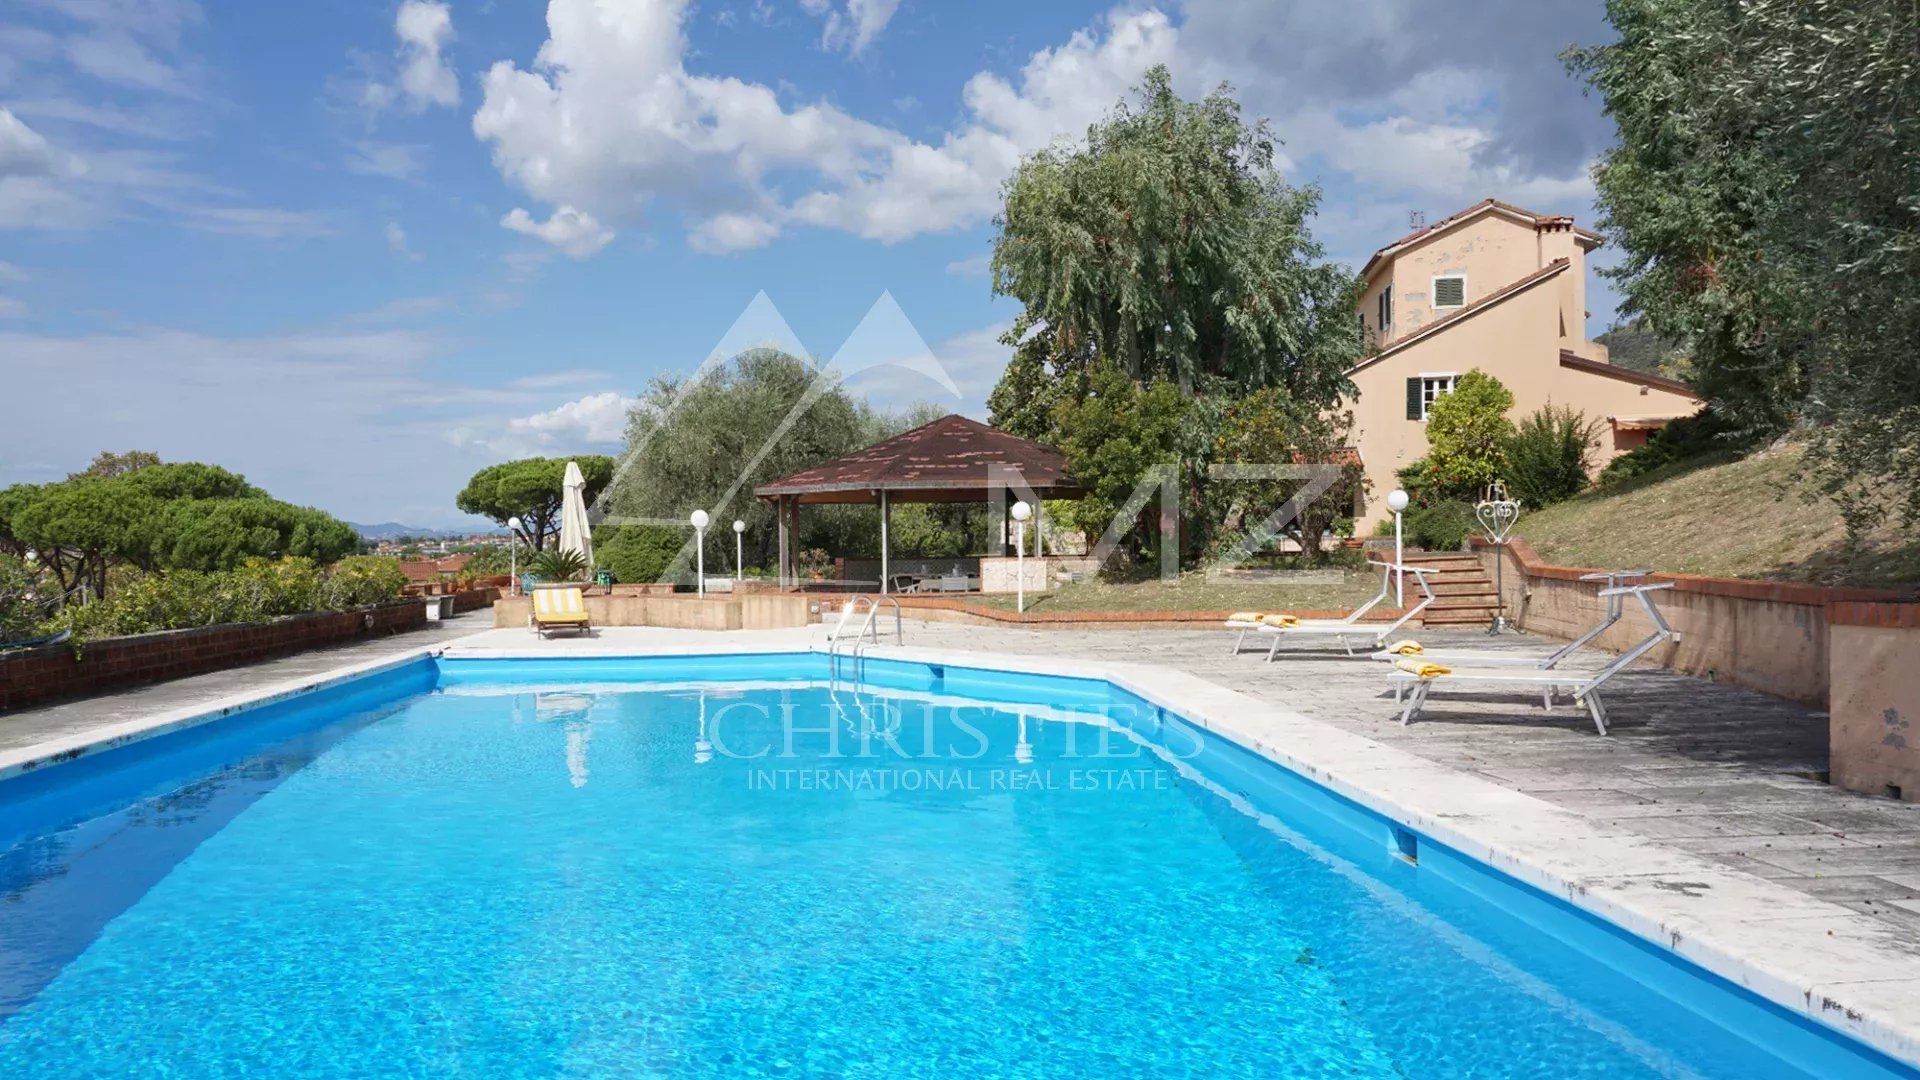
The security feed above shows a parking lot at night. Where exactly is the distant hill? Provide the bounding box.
[349,522,501,541]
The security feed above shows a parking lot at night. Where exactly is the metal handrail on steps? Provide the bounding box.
[827,593,902,687]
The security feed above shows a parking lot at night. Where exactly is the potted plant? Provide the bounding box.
[799,548,832,582]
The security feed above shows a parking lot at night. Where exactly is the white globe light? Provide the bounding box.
[690,509,710,529]
[1386,489,1410,513]
[1011,501,1032,522]
[507,516,523,530]
[733,519,746,534]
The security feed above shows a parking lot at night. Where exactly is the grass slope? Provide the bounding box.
[1517,443,1920,587]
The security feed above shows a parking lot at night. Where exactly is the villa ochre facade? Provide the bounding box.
[1346,199,1702,529]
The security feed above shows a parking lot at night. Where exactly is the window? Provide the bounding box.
[1375,283,1393,331]
[1432,274,1466,309]
[1405,373,1457,421]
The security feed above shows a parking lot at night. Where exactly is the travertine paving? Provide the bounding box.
[888,620,1920,938]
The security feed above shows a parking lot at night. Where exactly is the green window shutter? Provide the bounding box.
[1434,276,1465,307]
[1406,377,1422,420]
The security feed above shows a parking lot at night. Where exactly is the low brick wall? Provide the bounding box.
[1828,602,1920,800]
[449,587,502,614]
[1476,538,1910,706]
[0,601,427,713]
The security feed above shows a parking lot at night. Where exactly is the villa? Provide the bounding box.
[1347,199,1703,528]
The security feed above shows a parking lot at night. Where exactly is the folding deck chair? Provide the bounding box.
[1367,570,1659,668]
[1385,580,1678,735]
[1227,561,1437,659]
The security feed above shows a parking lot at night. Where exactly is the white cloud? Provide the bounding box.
[386,220,421,258]
[471,1,1171,254]
[0,107,62,178]
[806,0,903,55]
[944,253,990,279]
[0,296,26,319]
[688,211,779,254]
[503,390,637,447]
[363,0,460,112]
[346,141,428,181]
[500,205,614,258]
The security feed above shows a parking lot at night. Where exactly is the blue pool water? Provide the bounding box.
[0,655,1910,1078]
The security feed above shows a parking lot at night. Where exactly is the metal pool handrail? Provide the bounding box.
[828,593,902,686]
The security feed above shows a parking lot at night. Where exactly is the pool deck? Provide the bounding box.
[8,615,1920,1065]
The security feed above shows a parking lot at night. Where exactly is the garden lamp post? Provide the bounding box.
[733,519,746,581]
[1386,489,1410,607]
[506,516,524,595]
[1012,500,1032,614]
[690,509,710,598]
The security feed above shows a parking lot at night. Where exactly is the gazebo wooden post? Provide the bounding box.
[777,494,791,590]
[879,489,890,594]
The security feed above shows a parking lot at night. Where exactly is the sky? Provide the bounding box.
[0,0,1620,528]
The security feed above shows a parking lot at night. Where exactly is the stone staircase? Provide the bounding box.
[1402,551,1500,629]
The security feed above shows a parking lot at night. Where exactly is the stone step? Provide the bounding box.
[1404,552,1484,564]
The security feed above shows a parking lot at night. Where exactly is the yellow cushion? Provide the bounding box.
[1385,640,1424,656]
[533,586,588,620]
[1259,613,1300,628]
[1226,612,1265,624]
[1393,657,1451,679]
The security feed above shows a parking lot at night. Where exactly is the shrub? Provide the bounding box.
[527,548,589,582]
[1596,407,1749,490]
[323,556,408,608]
[1414,370,1516,500]
[0,555,42,643]
[1504,405,1600,507]
[595,525,683,584]
[1405,501,1478,551]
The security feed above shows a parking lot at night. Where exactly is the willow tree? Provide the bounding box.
[989,65,1364,404]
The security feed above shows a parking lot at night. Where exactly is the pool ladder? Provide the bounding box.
[827,593,902,688]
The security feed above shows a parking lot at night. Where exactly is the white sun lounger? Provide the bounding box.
[1367,570,1661,668]
[1386,581,1678,735]
[1228,561,1436,659]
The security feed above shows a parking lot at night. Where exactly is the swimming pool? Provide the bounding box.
[0,652,1912,1078]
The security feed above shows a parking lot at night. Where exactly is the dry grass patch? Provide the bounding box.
[968,568,1383,614]
[1518,443,1920,586]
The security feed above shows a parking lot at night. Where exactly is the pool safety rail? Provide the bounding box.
[827,593,902,687]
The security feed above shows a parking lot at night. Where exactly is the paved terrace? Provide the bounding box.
[6,612,1920,944]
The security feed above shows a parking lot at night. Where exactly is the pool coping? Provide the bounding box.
[7,631,1920,1069]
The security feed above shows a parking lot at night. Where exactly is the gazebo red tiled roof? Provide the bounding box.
[755,414,1083,505]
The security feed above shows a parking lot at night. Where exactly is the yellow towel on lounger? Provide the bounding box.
[1226,612,1265,624]
[1385,640,1424,656]
[1259,613,1300,628]
[1393,656,1451,679]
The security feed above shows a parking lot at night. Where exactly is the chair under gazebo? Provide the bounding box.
[754,414,1085,594]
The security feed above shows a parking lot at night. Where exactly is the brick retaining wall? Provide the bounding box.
[0,601,427,713]
[1474,537,1913,706]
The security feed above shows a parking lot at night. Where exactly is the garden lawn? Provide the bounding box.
[1518,443,1920,586]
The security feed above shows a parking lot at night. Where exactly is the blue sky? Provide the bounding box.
[0,0,1617,527]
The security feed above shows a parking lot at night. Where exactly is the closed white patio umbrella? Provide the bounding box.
[558,460,593,573]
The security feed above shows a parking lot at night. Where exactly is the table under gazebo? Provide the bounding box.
[754,414,1084,593]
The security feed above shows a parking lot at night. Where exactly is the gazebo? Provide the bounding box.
[754,414,1084,592]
